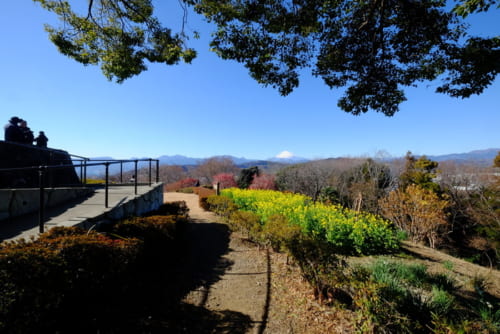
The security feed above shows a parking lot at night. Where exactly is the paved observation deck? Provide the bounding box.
[0,184,163,243]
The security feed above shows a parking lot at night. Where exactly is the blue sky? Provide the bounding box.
[1,1,498,161]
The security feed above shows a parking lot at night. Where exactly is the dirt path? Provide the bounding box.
[164,192,270,334]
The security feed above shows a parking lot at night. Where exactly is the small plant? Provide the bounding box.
[430,287,455,316]
[471,274,490,298]
[359,259,466,332]
[370,260,428,288]
[476,301,500,331]
[443,260,454,271]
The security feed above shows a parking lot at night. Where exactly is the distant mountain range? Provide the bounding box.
[82,149,499,177]
[425,148,499,166]
[156,149,499,166]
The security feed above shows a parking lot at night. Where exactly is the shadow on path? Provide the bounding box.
[0,193,93,242]
[165,219,254,333]
[257,249,271,334]
[175,220,234,297]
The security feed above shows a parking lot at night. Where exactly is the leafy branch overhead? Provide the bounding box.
[34,0,499,115]
[34,0,197,83]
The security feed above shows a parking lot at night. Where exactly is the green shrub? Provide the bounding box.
[0,213,188,333]
[288,237,351,305]
[146,201,189,216]
[228,210,262,239]
[206,195,238,218]
[195,187,216,210]
[353,278,414,333]
[259,214,302,252]
[0,229,140,333]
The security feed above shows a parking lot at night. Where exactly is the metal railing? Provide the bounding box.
[0,152,160,234]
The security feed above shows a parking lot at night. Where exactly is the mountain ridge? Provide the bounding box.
[84,149,499,177]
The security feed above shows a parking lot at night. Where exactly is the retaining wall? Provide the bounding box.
[0,187,95,221]
[99,183,164,222]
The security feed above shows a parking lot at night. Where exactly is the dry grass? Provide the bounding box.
[266,251,356,334]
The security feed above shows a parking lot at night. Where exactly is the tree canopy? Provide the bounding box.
[34,0,499,115]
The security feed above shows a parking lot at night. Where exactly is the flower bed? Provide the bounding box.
[221,189,399,254]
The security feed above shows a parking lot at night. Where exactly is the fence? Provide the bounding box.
[0,151,160,234]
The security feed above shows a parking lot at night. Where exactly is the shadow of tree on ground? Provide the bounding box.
[158,220,254,333]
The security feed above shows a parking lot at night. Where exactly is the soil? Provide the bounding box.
[164,192,500,333]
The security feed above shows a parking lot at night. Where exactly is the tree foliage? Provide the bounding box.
[399,152,441,193]
[34,0,499,115]
[249,173,277,190]
[237,166,260,189]
[454,0,500,17]
[212,172,238,189]
[276,161,332,201]
[337,159,393,213]
[379,184,450,248]
[494,151,500,168]
[192,157,239,185]
[34,0,197,83]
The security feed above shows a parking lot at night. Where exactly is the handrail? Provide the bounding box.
[0,151,161,234]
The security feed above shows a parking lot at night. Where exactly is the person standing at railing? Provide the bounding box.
[4,116,24,143]
[35,131,48,148]
[19,120,34,145]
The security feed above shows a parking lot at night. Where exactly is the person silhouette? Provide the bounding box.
[35,131,48,148]
[19,120,34,145]
[4,116,24,143]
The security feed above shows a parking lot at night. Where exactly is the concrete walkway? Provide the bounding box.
[0,185,160,243]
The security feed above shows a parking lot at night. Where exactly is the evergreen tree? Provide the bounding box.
[399,152,441,193]
[237,166,259,189]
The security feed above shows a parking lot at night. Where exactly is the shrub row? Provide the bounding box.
[0,202,189,333]
[193,186,216,211]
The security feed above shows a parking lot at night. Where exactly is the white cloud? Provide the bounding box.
[276,150,294,159]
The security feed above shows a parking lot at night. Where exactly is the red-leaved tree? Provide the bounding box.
[213,173,238,189]
[249,174,276,190]
[178,178,200,188]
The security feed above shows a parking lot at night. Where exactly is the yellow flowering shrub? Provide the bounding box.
[221,189,399,254]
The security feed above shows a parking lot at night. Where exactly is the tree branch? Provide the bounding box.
[87,0,94,20]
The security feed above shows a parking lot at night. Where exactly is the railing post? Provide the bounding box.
[38,166,46,234]
[134,160,138,195]
[105,162,110,208]
[156,159,159,183]
[83,158,88,184]
[148,158,152,186]
[79,160,83,183]
[120,161,123,184]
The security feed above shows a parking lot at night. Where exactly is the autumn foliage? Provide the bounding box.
[164,177,199,192]
[212,173,238,189]
[249,174,277,190]
[379,184,450,248]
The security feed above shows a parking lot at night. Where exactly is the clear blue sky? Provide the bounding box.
[1,1,498,160]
